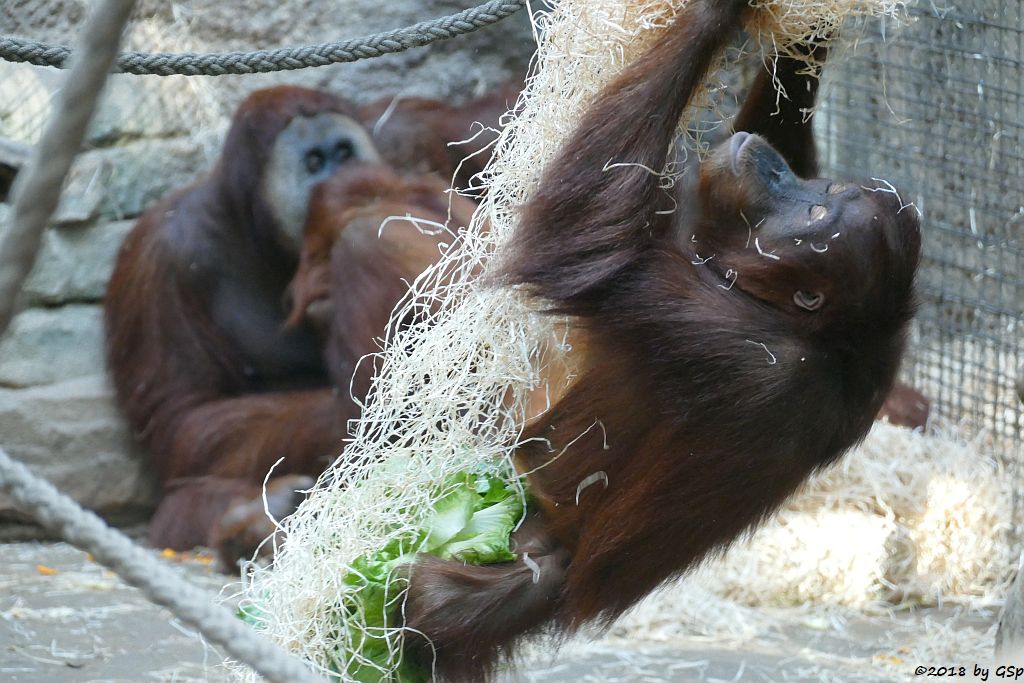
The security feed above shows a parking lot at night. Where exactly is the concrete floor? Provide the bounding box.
[0,541,998,682]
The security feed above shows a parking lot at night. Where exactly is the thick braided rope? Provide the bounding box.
[0,0,526,76]
[0,0,135,334]
[0,449,327,683]
[0,1,325,679]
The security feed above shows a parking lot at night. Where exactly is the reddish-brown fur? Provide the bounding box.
[877,381,931,429]
[288,163,477,396]
[107,81,510,564]
[359,81,520,195]
[104,87,436,561]
[402,3,922,680]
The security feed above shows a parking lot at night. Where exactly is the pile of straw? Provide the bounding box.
[699,422,1015,610]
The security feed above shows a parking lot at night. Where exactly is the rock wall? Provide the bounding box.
[0,0,533,528]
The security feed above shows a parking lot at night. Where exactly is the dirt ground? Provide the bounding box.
[0,541,998,683]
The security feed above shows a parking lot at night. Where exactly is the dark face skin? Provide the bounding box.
[695,132,919,333]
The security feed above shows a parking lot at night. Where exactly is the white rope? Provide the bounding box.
[0,448,327,683]
[0,2,325,680]
[0,0,134,333]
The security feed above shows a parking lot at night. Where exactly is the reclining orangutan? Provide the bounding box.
[399,1,921,680]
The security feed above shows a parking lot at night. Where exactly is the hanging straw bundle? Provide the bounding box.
[233,1,906,680]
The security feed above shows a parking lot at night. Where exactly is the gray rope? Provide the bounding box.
[0,1,525,678]
[0,0,526,76]
[0,0,135,335]
[0,448,327,683]
[0,2,327,679]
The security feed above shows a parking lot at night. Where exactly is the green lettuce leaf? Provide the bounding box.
[252,465,527,683]
[437,495,522,563]
[423,485,478,552]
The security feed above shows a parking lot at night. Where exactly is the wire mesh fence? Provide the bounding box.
[817,2,1023,470]
[0,1,229,162]
[0,1,1021,493]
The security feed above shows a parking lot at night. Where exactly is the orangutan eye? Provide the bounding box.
[304,149,326,174]
[333,140,355,162]
[793,290,825,311]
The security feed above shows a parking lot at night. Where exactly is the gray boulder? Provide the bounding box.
[59,136,214,223]
[87,76,198,146]
[0,64,61,144]
[52,149,111,225]
[0,304,105,387]
[0,374,155,524]
[20,221,133,306]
